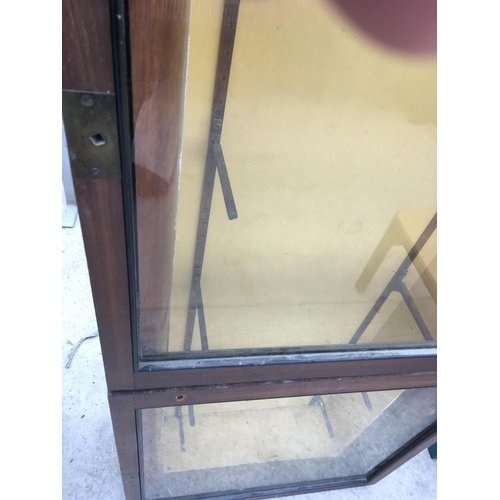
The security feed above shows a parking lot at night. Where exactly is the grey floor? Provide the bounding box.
[62,215,437,500]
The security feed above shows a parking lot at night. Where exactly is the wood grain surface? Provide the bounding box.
[74,179,134,390]
[108,393,141,498]
[129,0,189,354]
[62,0,115,92]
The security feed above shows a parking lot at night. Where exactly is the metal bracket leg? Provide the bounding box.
[349,214,437,345]
[362,392,374,412]
[309,396,334,439]
[183,0,241,352]
[213,142,238,220]
[175,406,186,453]
[398,282,434,341]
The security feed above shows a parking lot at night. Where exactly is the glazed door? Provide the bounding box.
[129,0,437,364]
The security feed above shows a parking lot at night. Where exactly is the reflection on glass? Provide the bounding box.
[133,0,437,356]
[141,387,436,498]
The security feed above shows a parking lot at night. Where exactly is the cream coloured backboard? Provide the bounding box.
[156,0,436,353]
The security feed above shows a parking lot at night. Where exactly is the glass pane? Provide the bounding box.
[131,0,437,357]
[141,387,436,498]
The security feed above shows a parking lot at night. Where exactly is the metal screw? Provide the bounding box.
[81,95,93,107]
[91,168,101,177]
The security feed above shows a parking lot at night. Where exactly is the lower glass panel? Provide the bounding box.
[141,387,436,499]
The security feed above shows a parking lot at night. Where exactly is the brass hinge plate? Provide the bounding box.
[62,90,121,179]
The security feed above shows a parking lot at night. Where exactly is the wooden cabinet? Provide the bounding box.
[62,1,437,498]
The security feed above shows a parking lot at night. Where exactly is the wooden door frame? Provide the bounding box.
[63,0,135,391]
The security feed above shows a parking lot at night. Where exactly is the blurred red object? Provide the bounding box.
[331,0,436,56]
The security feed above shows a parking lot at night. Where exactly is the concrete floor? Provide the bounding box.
[62,216,437,500]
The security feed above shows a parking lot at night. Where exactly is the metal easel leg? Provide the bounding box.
[309,395,334,439]
[183,0,241,352]
[349,213,437,345]
[182,1,242,446]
